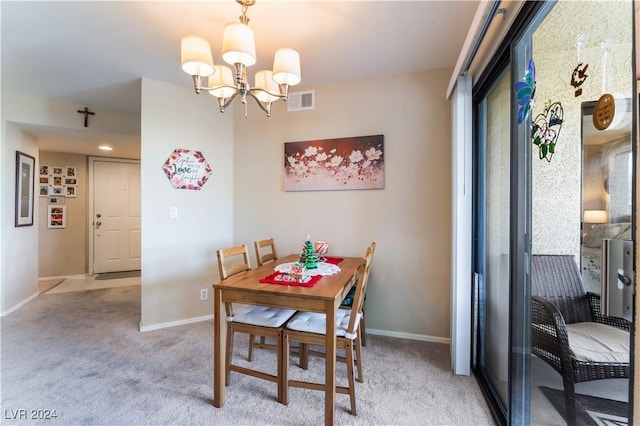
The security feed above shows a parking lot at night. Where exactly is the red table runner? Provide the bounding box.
[259,272,323,287]
[259,257,344,287]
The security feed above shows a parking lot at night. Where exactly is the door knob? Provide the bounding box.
[96,213,102,218]
[96,221,102,226]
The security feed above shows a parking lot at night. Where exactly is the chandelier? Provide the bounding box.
[180,0,301,117]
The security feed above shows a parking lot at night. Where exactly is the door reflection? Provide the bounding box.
[529,1,633,425]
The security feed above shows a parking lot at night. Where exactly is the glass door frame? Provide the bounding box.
[473,67,510,423]
[471,2,552,425]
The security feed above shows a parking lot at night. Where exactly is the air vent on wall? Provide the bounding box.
[287,90,315,112]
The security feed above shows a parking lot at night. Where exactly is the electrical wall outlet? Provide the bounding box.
[200,288,208,300]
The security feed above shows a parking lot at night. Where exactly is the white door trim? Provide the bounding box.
[88,157,141,276]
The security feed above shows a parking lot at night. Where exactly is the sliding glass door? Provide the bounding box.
[472,1,635,424]
[528,2,634,425]
[472,4,537,421]
[474,66,512,421]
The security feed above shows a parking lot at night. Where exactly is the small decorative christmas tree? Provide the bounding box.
[299,238,319,269]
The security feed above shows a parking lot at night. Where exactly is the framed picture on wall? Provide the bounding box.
[284,134,385,191]
[51,166,64,176]
[50,186,65,196]
[65,186,77,198]
[39,185,50,197]
[15,151,35,227]
[65,166,76,177]
[39,164,50,177]
[39,175,51,197]
[49,196,65,205]
[48,205,66,229]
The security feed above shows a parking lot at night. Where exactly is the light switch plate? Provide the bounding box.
[169,206,178,218]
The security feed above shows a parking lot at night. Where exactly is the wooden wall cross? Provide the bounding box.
[77,107,95,127]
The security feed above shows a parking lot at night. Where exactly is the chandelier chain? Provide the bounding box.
[238,0,255,24]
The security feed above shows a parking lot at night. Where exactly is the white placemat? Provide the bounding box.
[275,262,341,276]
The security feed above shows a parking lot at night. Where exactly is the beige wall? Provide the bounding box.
[38,151,88,277]
[2,124,39,313]
[139,78,234,329]
[233,69,453,340]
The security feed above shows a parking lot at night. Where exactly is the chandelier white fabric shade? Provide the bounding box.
[254,70,280,102]
[222,22,256,67]
[208,65,236,98]
[273,48,301,85]
[179,0,301,117]
[181,37,214,77]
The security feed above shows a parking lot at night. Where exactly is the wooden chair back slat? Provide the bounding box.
[254,238,278,267]
[217,244,252,318]
[346,242,375,335]
[217,245,251,281]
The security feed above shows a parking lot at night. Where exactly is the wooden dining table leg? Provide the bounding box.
[213,287,226,407]
[325,299,337,426]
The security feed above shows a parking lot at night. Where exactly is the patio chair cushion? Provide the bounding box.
[566,322,629,363]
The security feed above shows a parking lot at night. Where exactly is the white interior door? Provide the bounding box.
[93,160,141,273]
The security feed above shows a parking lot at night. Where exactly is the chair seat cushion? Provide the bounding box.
[286,309,362,339]
[566,322,629,363]
[231,305,296,328]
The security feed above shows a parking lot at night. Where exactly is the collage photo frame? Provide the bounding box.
[39,165,78,198]
[39,164,78,229]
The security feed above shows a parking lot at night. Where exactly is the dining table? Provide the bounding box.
[212,253,364,426]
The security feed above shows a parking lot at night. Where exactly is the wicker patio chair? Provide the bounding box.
[531,254,630,425]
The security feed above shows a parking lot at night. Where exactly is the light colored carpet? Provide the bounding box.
[38,279,64,294]
[1,286,494,425]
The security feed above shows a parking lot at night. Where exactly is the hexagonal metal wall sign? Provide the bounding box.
[162,148,212,190]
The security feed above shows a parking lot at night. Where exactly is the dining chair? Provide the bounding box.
[299,242,375,379]
[282,243,374,415]
[254,237,278,267]
[216,244,296,401]
[339,241,376,346]
[249,237,280,358]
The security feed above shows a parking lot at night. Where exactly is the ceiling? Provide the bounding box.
[1,0,479,157]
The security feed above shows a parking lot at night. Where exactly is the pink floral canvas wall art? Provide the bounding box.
[284,135,384,191]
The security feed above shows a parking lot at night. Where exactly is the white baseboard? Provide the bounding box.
[139,317,449,345]
[367,328,451,345]
[139,314,214,332]
[2,292,39,317]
